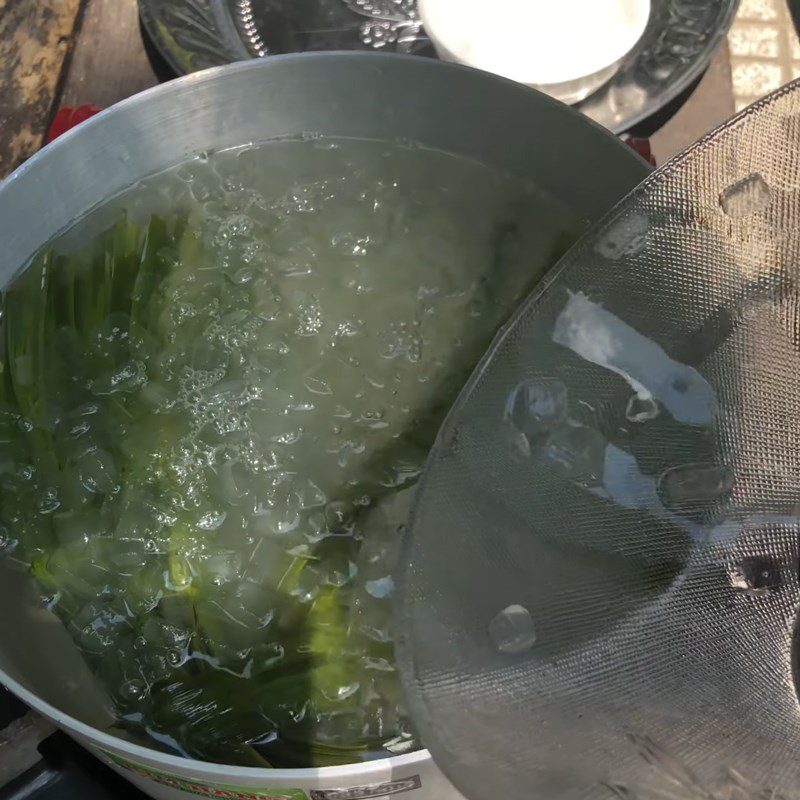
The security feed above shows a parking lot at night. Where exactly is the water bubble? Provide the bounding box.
[287,544,313,559]
[37,488,60,515]
[231,268,255,285]
[505,378,567,435]
[543,424,605,484]
[322,681,360,703]
[78,449,118,494]
[166,649,184,667]
[69,420,91,438]
[502,423,531,460]
[595,213,649,260]
[332,233,372,257]
[720,173,771,219]
[304,376,332,395]
[0,527,17,554]
[197,510,227,530]
[296,478,327,509]
[258,642,284,669]
[215,213,254,245]
[176,165,194,182]
[294,297,323,336]
[379,325,422,362]
[728,556,780,595]
[335,438,366,467]
[272,429,302,445]
[119,679,147,703]
[76,604,126,653]
[290,703,316,731]
[489,604,536,655]
[361,409,387,429]
[275,490,301,534]
[16,464,34,482]
[625,394,659,423]
[658,463,733,512]
[325,501,350,530]
[90,360,146,396]
[333,320,361,339]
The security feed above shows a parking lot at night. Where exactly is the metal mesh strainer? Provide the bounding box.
[396,80,800,800]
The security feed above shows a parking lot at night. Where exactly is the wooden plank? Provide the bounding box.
[0,0,84,177]
[59,0,161,109]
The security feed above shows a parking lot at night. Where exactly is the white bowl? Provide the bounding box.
[419,0,652,105]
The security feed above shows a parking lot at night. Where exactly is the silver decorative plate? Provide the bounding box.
[139,0,739,133]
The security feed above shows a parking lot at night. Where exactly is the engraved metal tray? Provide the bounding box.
[138,0,738,141]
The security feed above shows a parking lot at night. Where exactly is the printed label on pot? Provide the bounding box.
[309,776,422,800]
[96,748,309,800]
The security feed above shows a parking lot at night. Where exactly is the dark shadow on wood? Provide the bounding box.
[139,14,178,83]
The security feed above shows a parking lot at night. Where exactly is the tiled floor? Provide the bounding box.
[652,0,800,162]
[728,0,800,110]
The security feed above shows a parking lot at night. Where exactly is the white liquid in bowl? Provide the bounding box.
[419,0,652,104]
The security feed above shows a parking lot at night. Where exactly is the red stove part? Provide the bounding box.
[622,136,656,167]
[47,105,104,143]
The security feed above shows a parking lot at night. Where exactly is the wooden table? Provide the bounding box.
[0,0,160,178]
[0,0,736,179]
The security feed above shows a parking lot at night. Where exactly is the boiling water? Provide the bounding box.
[0,137,583,767]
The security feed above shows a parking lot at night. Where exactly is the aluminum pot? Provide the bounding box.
[0,52,649,800]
